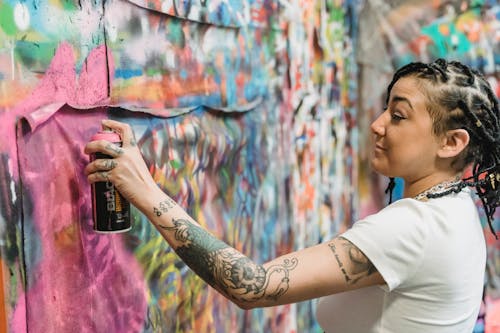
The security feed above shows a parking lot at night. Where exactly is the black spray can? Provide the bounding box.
[90,130,131,233]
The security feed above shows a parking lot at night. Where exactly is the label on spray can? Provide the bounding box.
[91,129,131,233]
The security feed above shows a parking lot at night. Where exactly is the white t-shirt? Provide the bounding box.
[316,189,486,333]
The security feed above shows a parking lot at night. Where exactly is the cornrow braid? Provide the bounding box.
[429,59,448,82]
[385,59,500,237]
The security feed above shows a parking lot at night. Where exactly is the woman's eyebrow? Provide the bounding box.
[391,95,414,111]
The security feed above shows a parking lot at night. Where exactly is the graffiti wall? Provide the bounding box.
[0,0,360,332]
[1,0,498,332]
[356,1,500,332]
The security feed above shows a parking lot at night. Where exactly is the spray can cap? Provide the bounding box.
[91,129,121,143]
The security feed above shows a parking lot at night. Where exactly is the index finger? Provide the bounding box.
[101,119,136,147]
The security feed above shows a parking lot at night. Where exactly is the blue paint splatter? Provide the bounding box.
[114,68,143,79]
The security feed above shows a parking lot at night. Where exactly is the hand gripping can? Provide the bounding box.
[90,129,131,233]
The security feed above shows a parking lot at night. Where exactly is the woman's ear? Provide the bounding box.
[437,129,470,158]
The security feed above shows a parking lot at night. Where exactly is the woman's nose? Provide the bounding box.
[370,112,386,136]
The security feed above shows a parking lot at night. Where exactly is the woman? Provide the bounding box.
[84,59,500,332]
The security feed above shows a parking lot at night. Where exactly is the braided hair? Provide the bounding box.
[384,59,500,237]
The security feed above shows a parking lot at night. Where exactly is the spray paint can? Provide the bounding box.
[90,129,131,233]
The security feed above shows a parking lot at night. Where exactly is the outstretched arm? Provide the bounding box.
[84,119,385,309]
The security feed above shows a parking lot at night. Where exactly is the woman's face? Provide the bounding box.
[370,76,442,182]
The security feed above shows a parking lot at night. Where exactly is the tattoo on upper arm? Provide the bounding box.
[328,238,377,285]
[157,217,298,303]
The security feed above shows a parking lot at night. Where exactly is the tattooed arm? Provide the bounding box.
[137,190,385,309]
[85,119,385,309]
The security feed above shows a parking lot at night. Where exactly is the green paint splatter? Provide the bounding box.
[167,20,185,48]
[421,23,471,58]
[62,0,80,11]
[169,160,182,169]
[15,40,58,69]
[0,3,17,36]
[146,67,162,77]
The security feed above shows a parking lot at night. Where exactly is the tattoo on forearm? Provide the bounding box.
[106,143,124,155]
[328,238,376,284]
[153,197,176,217]
[158,217,298,303]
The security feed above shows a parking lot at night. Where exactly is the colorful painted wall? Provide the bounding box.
[0,0,360,332]
[0,0,498,332]
[356,1,500,332]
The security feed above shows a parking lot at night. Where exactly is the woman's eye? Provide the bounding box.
[391,113,405,121]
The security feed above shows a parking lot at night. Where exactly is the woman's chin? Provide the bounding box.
[370,158,383,173]
[370,160,392,177]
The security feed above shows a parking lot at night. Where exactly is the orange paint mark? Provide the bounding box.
[54,223,80,250]
[0,81,34,108]
[111,74,222,107]
[432,0,442,9]
[297,180,315,211]
[438,24,450,36]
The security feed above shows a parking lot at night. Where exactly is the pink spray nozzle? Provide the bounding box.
[91,129,121,143]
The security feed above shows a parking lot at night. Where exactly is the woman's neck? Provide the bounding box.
[403,173,462,199]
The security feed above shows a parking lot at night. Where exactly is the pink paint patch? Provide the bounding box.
[13,42,77,129]
[16,43,111,131]
[13,106,147,333]
[10,42,145,332]
[75,44,114,107]
[486,297,500,333]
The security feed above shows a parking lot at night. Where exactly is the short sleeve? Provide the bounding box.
[341,199,430,291]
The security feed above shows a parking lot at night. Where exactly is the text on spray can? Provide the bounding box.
[90,129,131,233]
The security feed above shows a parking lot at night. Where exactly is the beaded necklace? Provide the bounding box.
[413,178,465,202]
